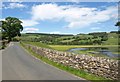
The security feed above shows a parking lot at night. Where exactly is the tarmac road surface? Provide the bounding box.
[2,42,87,80]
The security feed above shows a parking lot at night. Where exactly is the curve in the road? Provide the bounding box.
[2,42,87,80]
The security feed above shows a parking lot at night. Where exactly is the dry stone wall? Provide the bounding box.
[24,44,119,80]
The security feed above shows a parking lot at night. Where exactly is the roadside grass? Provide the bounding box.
[20,42,115,82]
[49,45,118,51]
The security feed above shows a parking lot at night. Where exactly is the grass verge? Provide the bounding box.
[20,42,117,82]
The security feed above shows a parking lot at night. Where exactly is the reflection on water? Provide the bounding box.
[68,47,119,58]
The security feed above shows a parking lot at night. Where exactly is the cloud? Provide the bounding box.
[91,27,100,30]
[0,18,38,27]
[23,27,39,33]
[50,31,61,34]
[66,0,80,3]
[31,4,62,21]
[8,0,23,2]
[3,2,27,9]
[30,3,117,29]
[21,19,39,27]
[0,19,5,21]
[50,31,73,34]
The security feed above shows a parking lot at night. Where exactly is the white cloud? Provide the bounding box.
[0,19,5,21]
[66,0,80,3]
[8,0,23,2]
[50,31,73,34]
[31,3,117,29]
[0,18,38,27]
[0,18,39,32]
[23,27,39,33]
[21,19,39,27]
[50,31,61,34]
[4,2,26,9]
[31,4,62,20]
[91,27,100,30]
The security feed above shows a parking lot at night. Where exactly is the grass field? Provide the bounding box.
[22,41,119,54]
[21,32,119,46]
[103,33,118,45]
[21,41,118,51]
[49,45,118,51]
[49,45,119,60]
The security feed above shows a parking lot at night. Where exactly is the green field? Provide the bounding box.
[103,33,119,45]
[22,41,118,51]
[49,45,118,51]
[20,32,119,46]
[21,41,119,60]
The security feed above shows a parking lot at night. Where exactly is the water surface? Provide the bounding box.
[68,47,119,58]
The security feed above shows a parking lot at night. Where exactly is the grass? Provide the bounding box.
[20,41,115,82]
[74,50,109,57]
[21,42,119,60]
[49,45,118,51]
[49,45,119,60]
[60,39,75,42]
[104,33,118,45]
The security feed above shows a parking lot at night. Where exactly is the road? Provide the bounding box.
[2,42,85,80]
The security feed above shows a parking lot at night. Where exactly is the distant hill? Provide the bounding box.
[26,33,73,36]
[21,31,119,45]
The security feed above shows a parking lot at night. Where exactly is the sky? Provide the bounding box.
[1,1,119,34]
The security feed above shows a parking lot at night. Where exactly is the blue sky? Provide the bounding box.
[2,2,118,34]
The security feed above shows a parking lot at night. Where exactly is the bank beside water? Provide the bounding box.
[49,45,118,51]
[49,45,119,59]
[67,47,119,58]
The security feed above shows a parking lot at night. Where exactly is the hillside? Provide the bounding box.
[20,31,119,45]
[103,33,118,45]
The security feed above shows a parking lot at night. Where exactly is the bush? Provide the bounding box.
[0,40,8,49]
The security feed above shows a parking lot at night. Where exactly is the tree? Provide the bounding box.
[2,17,23,42]
[115,21,120,27]
[0,21,2,40]
[115,21,120,34]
